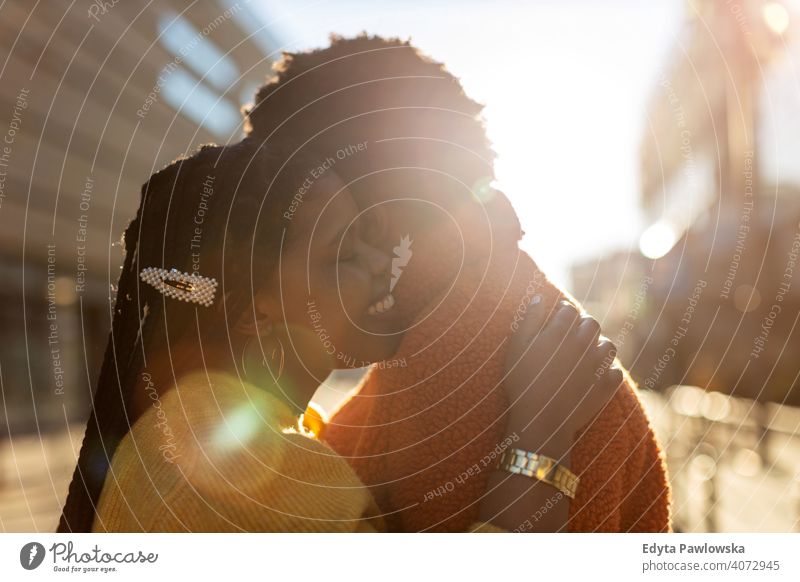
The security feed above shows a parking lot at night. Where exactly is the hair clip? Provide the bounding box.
[139,267,218,307]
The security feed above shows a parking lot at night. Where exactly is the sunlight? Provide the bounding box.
[639,220,677,259]
[249,0,683,286]
[763,2,791,36]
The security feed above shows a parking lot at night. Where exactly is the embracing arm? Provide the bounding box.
[477,301,622,532]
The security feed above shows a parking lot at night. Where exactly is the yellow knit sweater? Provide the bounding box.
[91,371,502,533]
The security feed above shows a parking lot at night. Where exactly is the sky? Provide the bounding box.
[247,0,685,286]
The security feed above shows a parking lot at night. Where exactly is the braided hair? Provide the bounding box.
[57,137,321,532]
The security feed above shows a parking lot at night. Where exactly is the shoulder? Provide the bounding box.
[97,370,382,531]
[123,370,297,466]
[161,370,296,427]
[131,370,326,481]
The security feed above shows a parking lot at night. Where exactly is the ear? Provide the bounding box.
[233,287,275,337]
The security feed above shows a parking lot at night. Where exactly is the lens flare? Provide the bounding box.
[639,221,677,259]
[763,2,790,36]
[211,402,265,451]
[472,177,496,204]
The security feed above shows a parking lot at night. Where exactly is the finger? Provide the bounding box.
[586,338,617,375]
[604,367,624,389]
[575,315,601,348]
[517,296,545,343]
[593,363,623,389]
[542,301,580,341]
[595,337,616,357]
[588,367,623,415]
[508,296,545,357]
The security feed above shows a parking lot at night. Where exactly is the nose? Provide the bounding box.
[355,238,390,278]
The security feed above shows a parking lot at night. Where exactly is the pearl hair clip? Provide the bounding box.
[139,267,218,307]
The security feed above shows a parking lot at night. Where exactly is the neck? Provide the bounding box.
[243,354,327,417]
[233,329,331,417]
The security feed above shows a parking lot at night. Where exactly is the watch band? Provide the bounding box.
[496,447,579,499]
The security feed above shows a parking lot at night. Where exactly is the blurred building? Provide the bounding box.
[573,0,800,406]
[0,1,282,434]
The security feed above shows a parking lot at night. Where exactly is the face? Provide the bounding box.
[258,171,404,370]
[348,171,453,258]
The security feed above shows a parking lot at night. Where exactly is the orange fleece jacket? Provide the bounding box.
[323,193,672,532]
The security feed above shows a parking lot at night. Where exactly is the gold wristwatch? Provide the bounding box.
[496,448,580,499]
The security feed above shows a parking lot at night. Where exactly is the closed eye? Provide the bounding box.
[335,227,356,262]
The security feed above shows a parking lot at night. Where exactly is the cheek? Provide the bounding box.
[308,262,371,315]
[334,263,372,309]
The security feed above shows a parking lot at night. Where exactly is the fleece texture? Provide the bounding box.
[323,193,672,532]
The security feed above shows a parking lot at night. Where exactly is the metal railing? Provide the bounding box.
[640,385,800,532]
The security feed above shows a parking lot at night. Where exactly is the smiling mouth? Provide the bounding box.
[367,292,395,316]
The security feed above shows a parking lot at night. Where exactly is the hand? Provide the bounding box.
[503,300,622,460]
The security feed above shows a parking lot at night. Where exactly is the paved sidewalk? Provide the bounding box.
[0,425,84,532]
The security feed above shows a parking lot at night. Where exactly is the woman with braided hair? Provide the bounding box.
[55,133,620,532]
[57,138,399,532]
